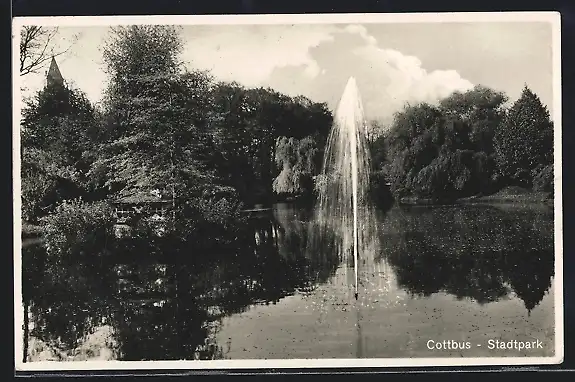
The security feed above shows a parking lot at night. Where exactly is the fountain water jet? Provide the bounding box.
[313,77,379,300]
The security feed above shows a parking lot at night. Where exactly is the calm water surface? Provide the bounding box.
[21,203,555,361]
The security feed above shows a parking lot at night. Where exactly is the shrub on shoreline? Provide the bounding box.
[40,199,115,268]
[533,164,554,193]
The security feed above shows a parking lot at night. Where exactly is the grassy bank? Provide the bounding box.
[457,186,553,205]
[398,186,553,206]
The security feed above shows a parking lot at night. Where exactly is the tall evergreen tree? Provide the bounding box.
[92,25,216,202]
[494,85,553,187]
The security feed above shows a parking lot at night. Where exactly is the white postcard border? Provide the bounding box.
[12,11,564,371]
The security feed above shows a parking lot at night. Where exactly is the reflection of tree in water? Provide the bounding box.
[273,203,342,287]
[113,210,341,360]
[22,242,118,361]
[499,226,554,314]
[112,296,224,361]
[385,232,510,304]
[22,206,342,361]
[382,205,554,312]
[211,208,341,307]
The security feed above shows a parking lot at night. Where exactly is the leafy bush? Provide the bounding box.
[40,199,115,268]
[21,147,84,223]
[533,164,554,192]
[21,170,56,223]
[194,186,245,246]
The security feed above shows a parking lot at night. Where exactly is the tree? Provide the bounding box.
[93,25,216,201]
[378,103,443,198]
[494,86,553,187]
[272,136,319,195]
[19,26,77,76]
[376,86,509,201]
[366,119,386,141]
[21,80,97,168]
[20,79,98,221]
[207,83,269,201]
[101,25,183,83]
[440,85,507,154]
[208,82,332,205]
[90,25,248,245]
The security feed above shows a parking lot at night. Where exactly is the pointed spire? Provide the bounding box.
[46,56,64,87]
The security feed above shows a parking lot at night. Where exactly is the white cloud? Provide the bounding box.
[353,42,474,109]
[343,24,378,45]
[181,24,336,86]
[265,24,474,122]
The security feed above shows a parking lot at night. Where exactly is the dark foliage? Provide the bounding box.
[370,85,552,202]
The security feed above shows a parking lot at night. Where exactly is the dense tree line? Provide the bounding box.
[208,83,331,205]
[371,85,554,202]
[20,25,554,243]
[20,25,332,242]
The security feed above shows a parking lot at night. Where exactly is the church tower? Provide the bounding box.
[46,56,64,87]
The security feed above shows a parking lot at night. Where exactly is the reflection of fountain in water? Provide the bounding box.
[311,77,380,299]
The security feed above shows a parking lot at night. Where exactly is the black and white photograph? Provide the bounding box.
[13,12,563,370]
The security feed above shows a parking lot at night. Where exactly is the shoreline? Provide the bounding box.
[398,191,553,207]
[19,191,553,239]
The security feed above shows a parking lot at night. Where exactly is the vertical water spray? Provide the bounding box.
[350,106,359,299]
[313,76,378,300]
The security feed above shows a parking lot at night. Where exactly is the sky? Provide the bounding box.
[18,21,555,124]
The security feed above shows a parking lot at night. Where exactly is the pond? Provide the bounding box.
[20,202,555,361]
